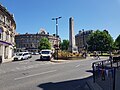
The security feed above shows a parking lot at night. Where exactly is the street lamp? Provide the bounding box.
[82,29,87,58]
[52,16,62,60]
[82,29,85,50]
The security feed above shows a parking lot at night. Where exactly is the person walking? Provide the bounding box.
[93,51,100,59]
[96,52,100,59]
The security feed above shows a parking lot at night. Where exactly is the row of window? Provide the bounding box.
[16,39,58,45]
[19,44,38,48]
[0,14,12,28]
[0,28,13,43]
[18,35,42,38]
[16,39,39,43]
[16,37,58,43]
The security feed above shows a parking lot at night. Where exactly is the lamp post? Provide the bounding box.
[82,29,87,58]
[82,29,85,50]
[52,16,62,60]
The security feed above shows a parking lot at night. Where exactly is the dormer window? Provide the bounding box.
[39,28,47,34]
[0,15,4,22]
[41,31,46,34]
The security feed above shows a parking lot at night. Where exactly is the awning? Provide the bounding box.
[0,40,12,45]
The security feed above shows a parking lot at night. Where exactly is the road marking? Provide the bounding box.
[51,61,71,64]
[14,70,57,80]
[1,63,50,74]
[76,64,80,67]
[1,62,51,75]
[19,62,29,65]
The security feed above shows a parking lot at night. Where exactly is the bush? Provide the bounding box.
[53,50,83,60]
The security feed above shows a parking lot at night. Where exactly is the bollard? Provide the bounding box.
[92,63,95,83]
[101,61,105,80]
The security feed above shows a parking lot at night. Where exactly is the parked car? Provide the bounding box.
[40,49,53,60]
[14,52,31,60]
[28,52,32,58]
[32,52,39,55]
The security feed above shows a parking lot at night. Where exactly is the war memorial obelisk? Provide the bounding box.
[68,17,78,53]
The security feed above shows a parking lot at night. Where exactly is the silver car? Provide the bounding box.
[14,52,30,60]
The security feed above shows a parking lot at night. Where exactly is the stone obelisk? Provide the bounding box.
[68,17,78,53]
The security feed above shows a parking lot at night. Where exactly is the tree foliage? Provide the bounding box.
[60,39,69,51]
[87,30,114,51]
[38,37,51,50]
[115,34,120,50]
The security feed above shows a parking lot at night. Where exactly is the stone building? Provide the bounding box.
[0,4,16,63]
[15,29,61,52]
[75,30,93,52]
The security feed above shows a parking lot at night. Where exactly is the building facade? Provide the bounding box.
[75,30,93,52]
[15,29,61,52]
[0,4,16,63]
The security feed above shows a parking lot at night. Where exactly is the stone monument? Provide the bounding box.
[68,17,78,53]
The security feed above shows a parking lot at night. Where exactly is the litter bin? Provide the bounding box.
[0,56,2,64]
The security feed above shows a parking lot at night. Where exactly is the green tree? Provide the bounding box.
[115,34,120,50]
[60,39,69,51]
[87,30,114,51]
[38,37,51,50]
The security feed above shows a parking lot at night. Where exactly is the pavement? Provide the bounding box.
[86,78,103,90]
[85,57,120,90]
[51,56,109,62]
[51,56,109,90]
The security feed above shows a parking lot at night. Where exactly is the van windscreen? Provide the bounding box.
[41,51,50,54]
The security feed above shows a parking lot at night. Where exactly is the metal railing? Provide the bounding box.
[92,56,120,90]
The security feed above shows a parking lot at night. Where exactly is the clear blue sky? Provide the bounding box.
[1,0,120,40]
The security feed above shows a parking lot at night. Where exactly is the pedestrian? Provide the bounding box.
[93,51,100,60]
[93,51,97,59]
[97,52,100,60]
[109,55,112,60]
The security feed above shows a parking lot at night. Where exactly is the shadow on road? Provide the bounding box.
[37,76,93,90]
[86,70,93,73]
[35,59,50,61]
[12,59,24,62]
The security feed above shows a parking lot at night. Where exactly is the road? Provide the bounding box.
[0,55,108,90]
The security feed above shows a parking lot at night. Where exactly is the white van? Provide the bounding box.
[40,49,53,60]
[14,52,31,60]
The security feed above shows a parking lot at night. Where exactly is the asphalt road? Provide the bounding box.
[0,55,108,90]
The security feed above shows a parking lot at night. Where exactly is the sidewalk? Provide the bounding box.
[88,71,116,90]
[86,78,103,90]
[50,56,109,63]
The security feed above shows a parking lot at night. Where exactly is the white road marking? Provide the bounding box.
[76,64,80,67]
[0,62,51,75]
[14,70,57,80]
[19,62,28,65]
[52,61,71,64]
